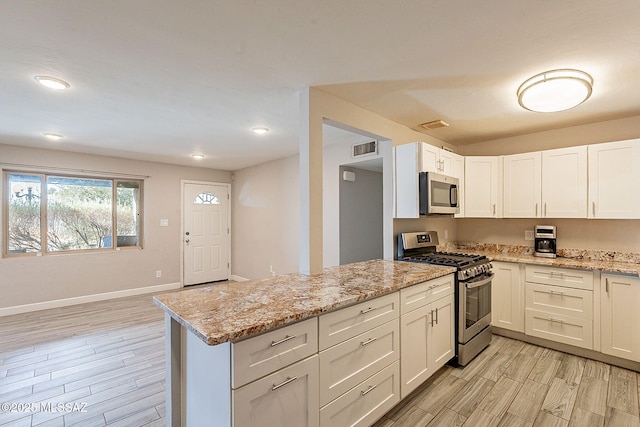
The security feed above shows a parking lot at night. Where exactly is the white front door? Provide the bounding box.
[183,182,229,286]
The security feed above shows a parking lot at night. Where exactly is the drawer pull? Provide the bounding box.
[271,376,298,391]
[360,337,377,347]
[271,335,296,347]
[360,306,377,315]
[361,384,377,396]
[606,278,609,293]
[547,290,564,296]
[548,317,564,324]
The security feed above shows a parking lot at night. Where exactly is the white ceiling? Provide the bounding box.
[1,0,639,171]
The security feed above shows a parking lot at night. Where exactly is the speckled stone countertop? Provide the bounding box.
[153,260,456,346]
[451,242,640,276]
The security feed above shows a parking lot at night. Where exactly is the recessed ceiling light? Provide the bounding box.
[43,132,64,141]
[517,69,593,113]
[191,154,206,160]
[34,75,71,90]
[251,126,270,134]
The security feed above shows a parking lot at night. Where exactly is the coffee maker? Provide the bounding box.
[534,225,557,258]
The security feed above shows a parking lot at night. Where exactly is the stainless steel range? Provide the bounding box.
[398,231,493,366]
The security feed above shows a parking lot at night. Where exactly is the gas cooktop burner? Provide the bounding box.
[405,252,487,268]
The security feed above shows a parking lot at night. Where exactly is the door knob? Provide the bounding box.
[185,231,190,236]
[185,239,190,245]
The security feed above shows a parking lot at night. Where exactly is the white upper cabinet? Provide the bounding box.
[394,142,464,218]
[503,147,587,218]
[588,139,640,219]
[465,156,503,218]
[503,152,541,218]
[542,146,587,218]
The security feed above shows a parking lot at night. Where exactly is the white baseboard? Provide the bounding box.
[230,275,249,282]
[0,282,182,317]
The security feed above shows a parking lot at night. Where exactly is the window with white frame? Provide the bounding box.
[4,171,143,256]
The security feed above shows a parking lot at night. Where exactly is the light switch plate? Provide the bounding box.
[160,219,169,227]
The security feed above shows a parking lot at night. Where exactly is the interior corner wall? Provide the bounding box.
[0,143,231,312]
[230,155,300,280]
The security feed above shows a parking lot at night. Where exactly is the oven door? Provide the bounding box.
[459,272,493,344]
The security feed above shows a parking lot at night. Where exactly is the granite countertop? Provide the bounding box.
[153,259,456,346]
[451,243,640,277]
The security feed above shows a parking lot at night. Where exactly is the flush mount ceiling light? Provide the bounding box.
[34,75,70,90]
[517,69,593,113]
[251,126,270,134]
[191,154,206,160]
[42,132,64,141]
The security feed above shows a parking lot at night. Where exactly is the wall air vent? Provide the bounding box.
[352,140,378,158]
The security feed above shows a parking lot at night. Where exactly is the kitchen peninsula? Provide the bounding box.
[154,259,456,426]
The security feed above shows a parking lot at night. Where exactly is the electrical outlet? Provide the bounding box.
[156,270,162,278]
[160,219,169,227]
[525,230,534,241]
[269,265,276,277]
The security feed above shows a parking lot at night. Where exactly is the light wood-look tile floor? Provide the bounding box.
[1,290,639,427]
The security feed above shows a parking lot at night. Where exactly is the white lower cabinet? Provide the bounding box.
[524,265,594,350]
[183,274,457,426]
[320,361,400,426]
[601,273,640,362]
[491,262,524,332]
[319,319,399,406]
[233,355,319,427]
[400,285,455,398]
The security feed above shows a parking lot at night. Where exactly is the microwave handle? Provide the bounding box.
[450,185,458,207]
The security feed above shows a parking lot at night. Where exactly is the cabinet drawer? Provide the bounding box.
[319,319,399,406]
[525,283,593,320]
[319,293,399,350]
[320,361,400,427]
[233,355,319,427]
[525,265,593,290]
[525,309,593,350]
[232,317,318,388]
[400,274,454,314]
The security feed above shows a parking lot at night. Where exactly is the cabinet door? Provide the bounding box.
[400,293,454,399]
[542,146,587,218]
[503,152,541,218]
[465,156,502,218]
[400,306,430,398]
[441,150,465,217]
[233,355,319,427]
[588,139,640,219]
[601,274,640,362]
[491,262,524,332]
[420,142,441,173]
[428,293,455,373]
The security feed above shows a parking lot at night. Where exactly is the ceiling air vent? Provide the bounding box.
[352,140,378,158]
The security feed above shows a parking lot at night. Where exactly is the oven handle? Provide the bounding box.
[464,273,494,289]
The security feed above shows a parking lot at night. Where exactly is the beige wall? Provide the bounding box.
[459,115,640,156]
[231,155,300,280]
[0,143,231,310]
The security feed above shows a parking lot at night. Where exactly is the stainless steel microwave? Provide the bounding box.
[419,172,460,215]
